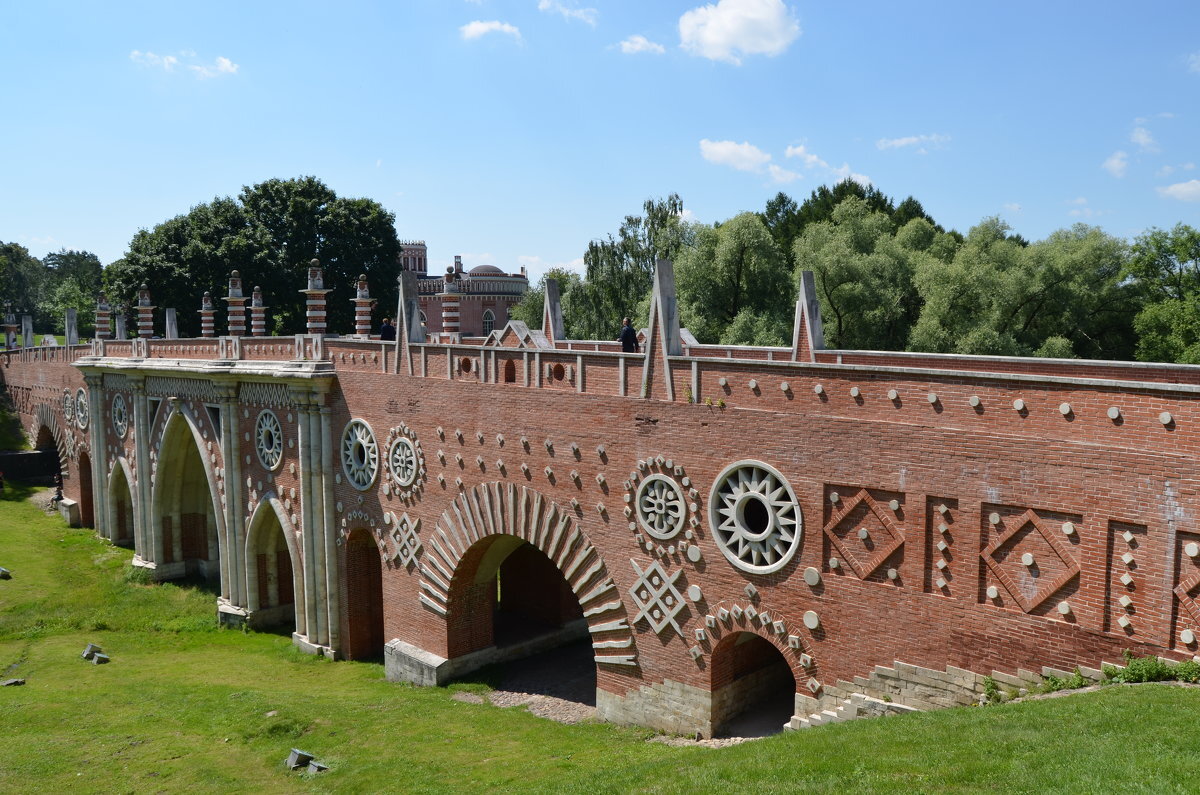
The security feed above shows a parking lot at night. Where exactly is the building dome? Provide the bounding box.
[467,264,505,276]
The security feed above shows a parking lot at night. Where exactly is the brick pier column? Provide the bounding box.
[439,265,461,342]
[352,274,374,337]
[223,271,247,337]
[93,295,111,340]
[199,292,217,337]
[3,303,18,350]
[250,286,267,336]
[300,259,331,336]
[136,284,155,339]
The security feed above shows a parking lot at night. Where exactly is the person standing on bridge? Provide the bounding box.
[618,317,639,353]
[379,317,396,341]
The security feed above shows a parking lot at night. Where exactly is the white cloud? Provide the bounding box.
[131,50,238,78]
[538,0,598,26]
[679,0,800,65]
[619,35,665,55]
[1131,126,1158,152]
[1102,150,1129,178]
[1067,197,1088,205]
[783,144,829,170]
[700,138,771,172]
[460,20,522,41]
[190,56,239,79]
[1158,165,1176,177]
[832,166,872,187]
[1003,203,1022,213]
[130,50,178,71]
[1188,52,1200,73]
[1158,179,1200,202]
[517,254,586,282]
[876,133,950,151]
[677,208,697,223]
[768,164,800,183]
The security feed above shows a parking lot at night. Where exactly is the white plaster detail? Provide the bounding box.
[1021,552,1035,567]
[888,499,900,511]
[686,545,702,563]
[829,557,839,569]
[1059,402,1072,416]
[1182,629,1196,645]
[340,418,379,491]
[1121,552,1135,565]
[969,395,980,407]
[687,584,702,602]
[1120,573,1134,586]
[986,585,999,599]
[887,389,898,400]
[927,392,938,404]
[1186,542,1200,559]
[1062,522,1075,536]
[935,577,947,588]
[1013,399,1025,411]
[254,409,284,471]
[803,567,821,586]
[629,558,686,638]
[810,383,820,394]
[1057,601,1071,615]
[111,393,128,438]
[1108,406,1121,420]
[1119,595,1133,608]
[698,462,799,576]
[75,388,89,429]
[1117,615,1132,628]
[748,379,758,390]
[989,512,1001,525]
[887,568,898,580]
[1160,411,1174,426]
[803,611,819,630]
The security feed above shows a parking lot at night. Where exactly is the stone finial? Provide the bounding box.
[307,259,324,290]
[96,293,110,313]
[3,302,14,326]
[252,286,263,307]
[137,284,152,307]
[201,292,214,310]
[356,274,370,300]
[228,270,243,299]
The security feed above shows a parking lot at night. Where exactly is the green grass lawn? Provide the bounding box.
[2,481,1199,793]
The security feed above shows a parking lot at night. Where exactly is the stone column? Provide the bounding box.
[21,315,33,348]
[439,266,461,341]
[94,294,112,340]
[223,271,248,337]
[307,397,328,647]
[300,260,332,336]
[319,402,339,652]
[136,285,155,339]
[65,309,79,346]
[129,375,156,569]
[216,380,245,617]
[352,274,374,337]
[292,386,319,649]
[199,292,217,337]
[84,373,109,541]
[250,286,267,336]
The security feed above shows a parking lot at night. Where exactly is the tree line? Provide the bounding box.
[512,183,1200,363]
[4,175,1200,364]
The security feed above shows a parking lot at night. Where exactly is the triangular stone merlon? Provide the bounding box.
[792,270,825,362]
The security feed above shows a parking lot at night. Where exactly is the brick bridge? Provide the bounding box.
[6,262,1200,736]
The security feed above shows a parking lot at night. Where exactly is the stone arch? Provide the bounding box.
[33,403,69,473]
[107,456,136,547]
[482,309,495,335]
[706,608,806,737]
[419,481,636,668]
[150,402,226,579]
[502,359,517,383]
[343,526,384,660]
[244,495,303,633]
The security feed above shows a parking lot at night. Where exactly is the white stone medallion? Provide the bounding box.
[62,389,75,428]
[254,409,284,471]
[340,418,379,491]
[708,460,802,575]
[625,455,702,561]
[384,422,425,500]
[75,387,89,430]
[111,393,129,439]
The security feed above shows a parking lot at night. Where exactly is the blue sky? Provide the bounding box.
[3,1,1199,284]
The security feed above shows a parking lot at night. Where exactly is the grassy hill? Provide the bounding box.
[2,480,1198,793]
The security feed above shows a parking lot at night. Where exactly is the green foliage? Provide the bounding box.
[1174,659,1200,683]
[675,213,791,344]
[509,267,583,338]
[105,177,401,338]
[982,675,1002,703]
[1104,651,1176,683]
[793,199,940,350]
[909,220,1134,358]
[1125,224,1200,363]
[566,194,686,340]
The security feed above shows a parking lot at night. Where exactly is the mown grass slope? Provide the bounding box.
[2,480,1198,793]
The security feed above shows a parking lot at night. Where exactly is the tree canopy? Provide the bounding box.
[105,177,401,337]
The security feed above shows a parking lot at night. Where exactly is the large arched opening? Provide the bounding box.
[77,450,94,527]
[445,536,594,703]
[344,527,384,660]
[107,459,135,547]
[34,425,61,484]
[152,410,222,582]
[245,498,301,634]
[709,631,798,738]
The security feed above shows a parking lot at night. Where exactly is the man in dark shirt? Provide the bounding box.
[379,318,396,341]
[618,317,639,353]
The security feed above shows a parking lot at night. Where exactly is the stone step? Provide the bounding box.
[1078,666,1104,681]
[1016,668,1043,684]
[989,670,1026,688]
[1042,666,1077,680]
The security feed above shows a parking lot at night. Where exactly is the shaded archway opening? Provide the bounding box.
[344,528,384,660]
[77,451,94,527]
[108,461,135,548]
[32,425,61,485]
[154,415,220,583]
[710,632,797,738]
[247,506,297,635]
[445,538,594,703]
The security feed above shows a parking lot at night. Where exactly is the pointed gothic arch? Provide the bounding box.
[107,456,136,547]
[150,403,226,580]
[244,495,303,633]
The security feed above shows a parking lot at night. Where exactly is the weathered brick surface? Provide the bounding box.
[6,335,1200,730]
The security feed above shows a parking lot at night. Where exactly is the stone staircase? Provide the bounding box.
[785,658,1124,731]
